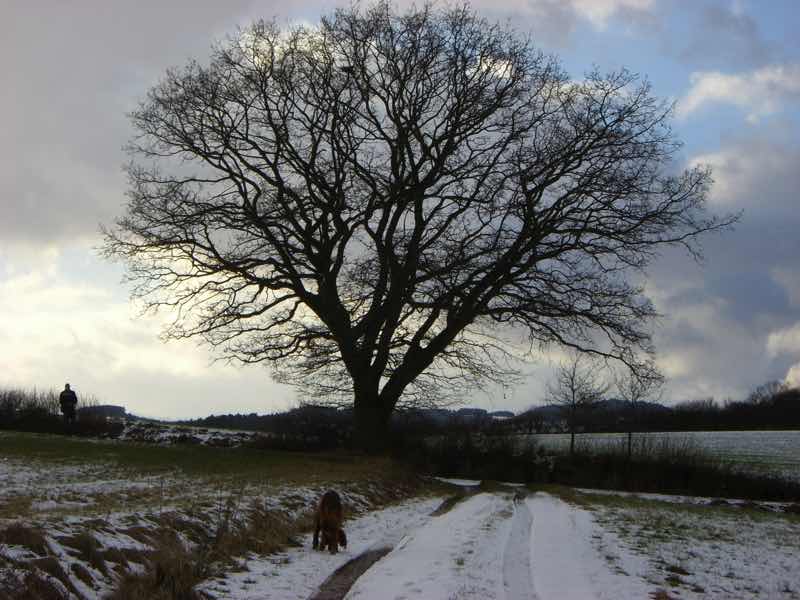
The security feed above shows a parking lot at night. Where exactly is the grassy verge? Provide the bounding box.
[0,431,439,600]
[545,485,800,599]
[0,431,394,484]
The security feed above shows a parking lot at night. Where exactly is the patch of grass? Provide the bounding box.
[71,562,95,587]
[665,573,683,587]
[0,495,32,520]
[120,527,153,545]
[102,546,131,569]
[58,532,108,575]
[650,590,678,600]
[665,563,691,576]
[111,531,202,600]
[0,431,404,485]
[20,571,71,600]
[32,556,82,597]
[109,476,427,599]
[0,522,49,555]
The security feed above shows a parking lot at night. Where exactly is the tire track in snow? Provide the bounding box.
[502,497,538,600]
[526,492,651,600]
[345,493,512,599]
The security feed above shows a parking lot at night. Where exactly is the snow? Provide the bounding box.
[198,496,443,600]
[347,493,511,599]
[529,493,651,599]
[576,487,792,512]
[433,477,482,487]
[587,492,800,599]
[344,492,655,600]
[3,448,798,600]
[178,488,800,599]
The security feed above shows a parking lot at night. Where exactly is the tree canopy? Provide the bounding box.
[103,2,734,450]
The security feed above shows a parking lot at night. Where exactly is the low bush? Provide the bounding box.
[398,431,555,484]
[0,386,121,437]
[404,432,800,501]
[554,437,800,500]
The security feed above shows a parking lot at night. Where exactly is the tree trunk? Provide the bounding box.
[353,391,393,454]
[569,429,575,456]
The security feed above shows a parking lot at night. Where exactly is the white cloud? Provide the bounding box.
[767,322,800,357]
[656,352,692,379]
[786,363,800,388]
[444,0,654,42]
[0,245,294,419]
[570,0,654,29]
[688,135,800,207]
[678,64,800,122]
[646,275,776,404]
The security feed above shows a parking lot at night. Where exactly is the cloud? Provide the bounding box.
[570,0,655,30]
[678,64,800,122]
[0,242,294,419]
[786,363,800,388]
[772,267,800,308]
[689,132,800,210]
[767,323,800,357]
[639,131,800,403]
[677,2,774,69]
[435,0,655,47]
[0,1,259,248]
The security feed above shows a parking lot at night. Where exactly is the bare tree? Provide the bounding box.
[102,2,735,451]
[614,365,665,459]
[747,380,787,405]
[547,353,608,455]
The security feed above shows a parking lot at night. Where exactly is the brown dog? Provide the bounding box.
[313,490,347,554]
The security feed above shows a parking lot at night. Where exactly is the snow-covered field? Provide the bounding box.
[2,433,800,599]
[522,430,800,481]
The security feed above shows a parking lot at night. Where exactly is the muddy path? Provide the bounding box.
[307,547,392,600]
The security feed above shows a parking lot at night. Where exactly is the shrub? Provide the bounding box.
[404,431,800,500]
[0,386,120,437]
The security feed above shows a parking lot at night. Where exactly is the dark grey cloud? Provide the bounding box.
[646,132,800,401]
[0,1,274,245]
[676,3,775,69]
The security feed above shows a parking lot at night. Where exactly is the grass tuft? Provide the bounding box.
[0,522,49,556]
[59,532,108,575]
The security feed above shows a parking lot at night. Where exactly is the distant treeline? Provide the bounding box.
[514,382,800,434]
[177,384,800,438]
[177,405,514,441]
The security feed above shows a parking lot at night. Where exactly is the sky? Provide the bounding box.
[2,0,799,419]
